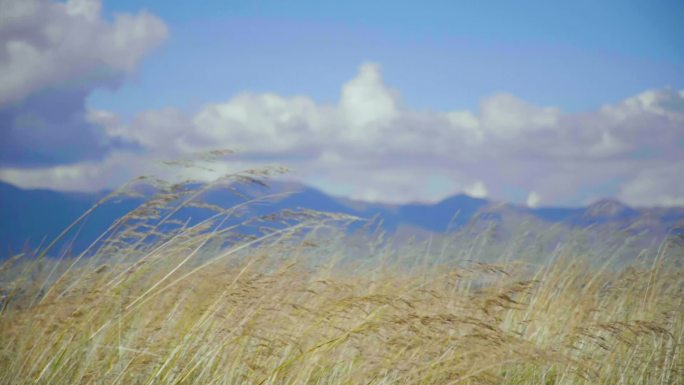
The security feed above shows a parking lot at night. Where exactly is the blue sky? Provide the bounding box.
[91,0,684,116]
[1,0,683,207]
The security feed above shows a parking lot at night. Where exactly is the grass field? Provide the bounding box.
[1,169,682,384]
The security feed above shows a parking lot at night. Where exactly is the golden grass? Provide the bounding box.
[0,159,681,384]
[1,238,682,384]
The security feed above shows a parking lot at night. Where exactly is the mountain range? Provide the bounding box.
[1,180,682,258]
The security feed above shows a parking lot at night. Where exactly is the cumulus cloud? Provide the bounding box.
[617,162,684,207]
[479,93,560,138]
[1,58,683,206]
[526,192,541,208]
[0,0,167,105]
[464,181,488,199]
[339,62,399,141]
[0,0,167,166]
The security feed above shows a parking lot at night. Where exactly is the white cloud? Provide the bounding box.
[192,94,323,153]
[526,192,541,208]
[446,110,483,145]
[0,0,167,106]
[464,181,488,199]
[0,0,168,166]
[1,59,683,206]
[0,150,262,192]
[617,162,684,207]
[339,62,399,141]
[0,151,139,192]
[479,93,560,138]
[601,88,684,122]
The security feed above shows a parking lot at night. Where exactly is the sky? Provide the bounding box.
[1,0,683,207]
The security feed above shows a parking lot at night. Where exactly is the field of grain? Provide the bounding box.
[0,172,682,385]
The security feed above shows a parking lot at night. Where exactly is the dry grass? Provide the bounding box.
[2,245,682,384]
[0,161,682,384]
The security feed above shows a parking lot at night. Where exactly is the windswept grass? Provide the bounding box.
[0,158,682,384]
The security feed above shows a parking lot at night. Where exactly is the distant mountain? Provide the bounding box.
[535,198,683,236]
[1,180,682,258]
[203,181,489,233]
[0,182,139,257]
